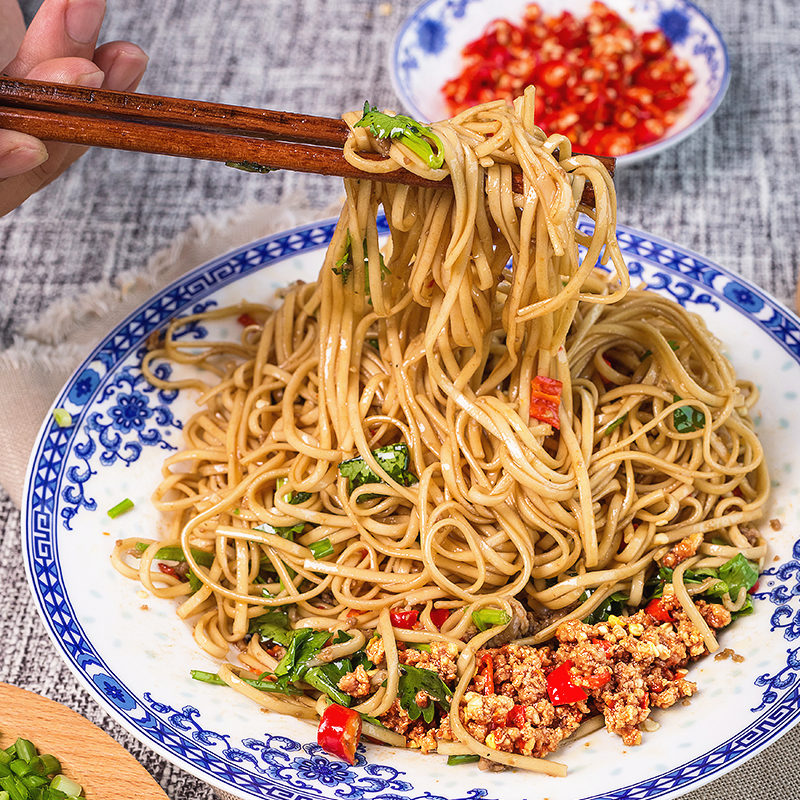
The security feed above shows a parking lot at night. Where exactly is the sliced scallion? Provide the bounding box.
[107,498,134,518]
[471,607,511,631]
[52,409,73,429]
[447,754,480,765]
[50,775,82,796]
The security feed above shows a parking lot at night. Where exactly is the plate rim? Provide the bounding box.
[21,215,800,800]
[388,0,731,166]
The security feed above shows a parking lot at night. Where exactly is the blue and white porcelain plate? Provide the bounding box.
[22,217,800,800]
[391,0,729,165]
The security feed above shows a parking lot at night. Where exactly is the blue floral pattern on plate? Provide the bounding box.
[391,0,729,166]
[22,216,800,800]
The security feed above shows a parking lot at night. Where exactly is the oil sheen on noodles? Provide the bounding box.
[113,89,768,774]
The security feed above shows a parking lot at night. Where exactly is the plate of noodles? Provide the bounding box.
[22,95,800,800]
[391,0,729,162]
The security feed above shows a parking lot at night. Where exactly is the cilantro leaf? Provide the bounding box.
[254,521,306,541]
[397,664,452,724]
[249,607,294,645]
[581,591,628,624]
[338,443,418,500]
[304,659,354,707]
[355,102,445,170]
[275,628,332,682]
[673,395,705,433]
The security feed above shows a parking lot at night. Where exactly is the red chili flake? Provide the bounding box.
[441,0,694,156]
[749,581,759,595]
[157,562,177,577]
[237,313,258,327]
[478,653,495,695]
[546,660,588,705]
[529,375,563,429]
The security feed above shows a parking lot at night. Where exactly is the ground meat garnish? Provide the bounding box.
[661,532,704,569]
[770,518,782,531]
[337,664,371,698]
[366,634,385,665]
[399,642,459,682]
[741,525,761,546]
[336,590,736,762]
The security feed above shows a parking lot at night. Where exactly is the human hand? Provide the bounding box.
[1,0,148,216]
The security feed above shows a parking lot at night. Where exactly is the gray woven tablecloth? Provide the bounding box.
[1,1,799,798]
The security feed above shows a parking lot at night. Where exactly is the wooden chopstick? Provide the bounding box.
[0,77,613,202]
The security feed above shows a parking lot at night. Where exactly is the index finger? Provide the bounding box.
[4,0,106,77]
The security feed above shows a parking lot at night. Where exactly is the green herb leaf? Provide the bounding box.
[581,590,628,624]
[338,443,417,500]
[471,608,510,632]
[673,395,705,433]
[304,659,354,707]
[275,628,331,681]
[355,102,445,169]
[189,669,301,694]
[397,664,452,724]
[254,521,306,541]
[718,553,759,618]
[309,538,334,559]
[248,607,294,645]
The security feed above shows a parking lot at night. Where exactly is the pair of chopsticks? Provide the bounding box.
[0,77,613,204]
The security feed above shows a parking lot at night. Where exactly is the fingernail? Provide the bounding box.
[0,144,48,180]
[75,69,105,89]
[65,0,106,45]
[104,49,149,91]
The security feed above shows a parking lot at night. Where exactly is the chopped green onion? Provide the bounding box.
[471,607,511,631]
[50,775,81,797]
[603,413,627,436]
[13,742,34,765]
[34,757,59,777]
[447,754,480,766]
[20,775,46,790]
[309,538,334,559]
[51,409,73,429]
[107,498,134,518]
[0,753,10,767]
[0,789,8,800]
[133,543,214,568]
[8,763,29,778]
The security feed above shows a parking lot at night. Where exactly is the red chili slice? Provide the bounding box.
[430,608,451,629]
[546,660,588,706]
[389,608,420,629]
[505,704,526,727]
[645,597,674,623]
[157,562,178,577]
[530,375,563,429]
[317,704,362,764]
[478,653,495,695]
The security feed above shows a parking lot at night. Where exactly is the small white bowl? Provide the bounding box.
[391,0,730,165]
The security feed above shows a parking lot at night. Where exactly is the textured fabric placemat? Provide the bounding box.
[1,1,799,798]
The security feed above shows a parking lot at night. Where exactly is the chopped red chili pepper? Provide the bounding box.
[645,597,674,623]
[441,1,694,157]
[317,704,362,764]
[585,670,612,689]
[505,704,526,727]
[546,660,588,706]
[430,608,451,630]
[478,653,495,695]
[529,375,563,429]
[749,581,759,595]
[157,562,177,577]
[390,608,420,629]
[592,637,613,654]
[237,313,258,327]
